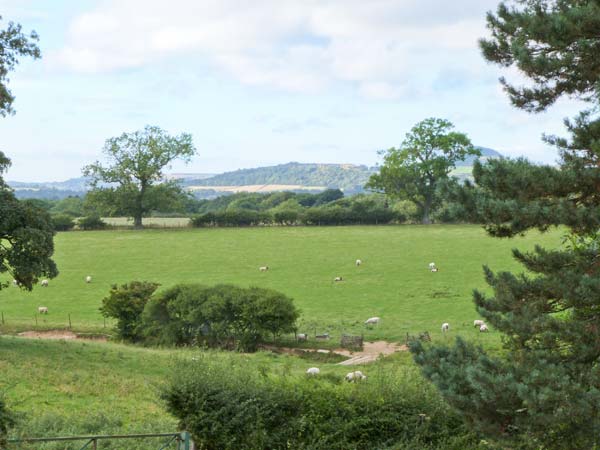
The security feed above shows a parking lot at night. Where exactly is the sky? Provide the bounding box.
[0,0,586,182]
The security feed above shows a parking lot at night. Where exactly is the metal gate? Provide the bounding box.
[6,431,192,449]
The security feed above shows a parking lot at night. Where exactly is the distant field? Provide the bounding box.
[102,217,191,227]
[0,225,562,346]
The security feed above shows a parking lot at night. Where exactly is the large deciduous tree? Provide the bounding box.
[366,118,478,224]
[0,15,40,116]
[83,126,197,228]
[410,1,600,449]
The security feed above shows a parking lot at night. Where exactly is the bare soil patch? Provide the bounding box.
[17,330,109,341]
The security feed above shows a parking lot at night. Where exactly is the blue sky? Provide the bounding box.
[0,0,584,182]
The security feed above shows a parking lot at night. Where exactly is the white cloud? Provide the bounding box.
[51,0,500,99]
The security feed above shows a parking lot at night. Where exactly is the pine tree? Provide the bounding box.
[410,1,600,448]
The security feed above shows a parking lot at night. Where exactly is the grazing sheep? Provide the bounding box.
[431,267,439,272]
[473,319,485,328]
[479,324,489,332]
[40,279,49,287]
[315,333,329,340]
[297,333,308,342]
[441,322,450,332]
[259,266,269,272]
[345,370,367,382]
[12,279,18,286]
[306,367,320,376]
[355,259,362,266]
[85,275,92,283]
[428,262,436,270]
[333,276,343,282]
[364,317,380,325]
[38,306,48,314]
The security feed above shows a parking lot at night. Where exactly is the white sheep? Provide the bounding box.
[306,367,320,376]
[333,276,343,282]
[365,317,380,325]
[345,370,367,382]
[259,266,269,272]
[473,319,485,328]
[479,324,489,332]
[441,322,450,332]
[40,279,49,287]
[428,262,436,270]
[355,259,362,266]
[297,333,308,342]
[38,306,48,314]
[85,275,92,283]
[12,279,18,286]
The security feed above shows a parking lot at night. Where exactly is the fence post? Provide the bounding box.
[1,311,4,324]
[68,314,72,329]
[180,431,191,450]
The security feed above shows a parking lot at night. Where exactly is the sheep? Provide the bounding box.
[431,267,439,272]
[355,259,362,266]
[333,276,343,282]
[259,266,269,272]
[85,275,92,283]
[38,306,48,314]
[441,322,450,332]
[428,262,436,270]
[306,367,320,376]
[12,279,18,286]
[479,324,489,332]
[345,370,367,382]
[364,317,380,325]
[473,319,485,328]
[297,333,308,342]
[40,279,49,287]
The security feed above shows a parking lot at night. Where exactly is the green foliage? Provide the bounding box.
[0,152,58,291]
[0,16,40,116]
[0,393,15,449]
[77,215,107,230]
[49,196,84,217]
[83,125,197,227]
[100,281,160,342]
[412,2,600,449]
[143,284,299,351]
[50,214,75,231]
[161,355,478,450]
[367,118,478,224]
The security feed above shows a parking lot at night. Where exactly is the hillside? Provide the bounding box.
[184,162,376,194]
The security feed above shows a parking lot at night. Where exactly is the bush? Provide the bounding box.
[100,281,160,342]
[142,284,299,351]
[50,214,75,231]
[161,356,480,450]
[0,394,15,449]
[77,215,107,230]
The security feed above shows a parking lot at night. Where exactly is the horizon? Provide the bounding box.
[1,1,584,182]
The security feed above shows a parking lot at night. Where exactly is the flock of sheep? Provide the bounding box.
[14,275,93,315]
[306,367,367,382]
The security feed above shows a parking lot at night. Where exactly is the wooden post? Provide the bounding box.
[68,314,72,329]
[1,312,4,325]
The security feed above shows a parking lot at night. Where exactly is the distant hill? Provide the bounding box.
[184,162,376,194]
[8,148,503,200]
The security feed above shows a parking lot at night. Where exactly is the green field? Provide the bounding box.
[0,225,562,345]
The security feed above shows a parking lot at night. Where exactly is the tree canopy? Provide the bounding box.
[366,118,478,224]
[0,15,40,116]
[410,1,600,449]
[83,126,197,227]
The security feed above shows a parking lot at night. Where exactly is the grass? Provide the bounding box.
[0,225,562,347]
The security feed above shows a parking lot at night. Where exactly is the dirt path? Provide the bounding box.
[16,330,109,341]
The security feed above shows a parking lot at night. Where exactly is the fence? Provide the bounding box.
[7,431,193,450]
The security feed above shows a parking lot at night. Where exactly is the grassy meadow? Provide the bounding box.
[0,225,562,346]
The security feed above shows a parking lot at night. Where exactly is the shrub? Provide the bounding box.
[0,394,15,449]
[77,215,107,230]
[142,284,299,351]
[100,281,160,342]
[50,214,75,231]
[161,356,479,450]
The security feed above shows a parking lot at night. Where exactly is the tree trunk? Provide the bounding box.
[422,197,432,224]
[134,184,146,229]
